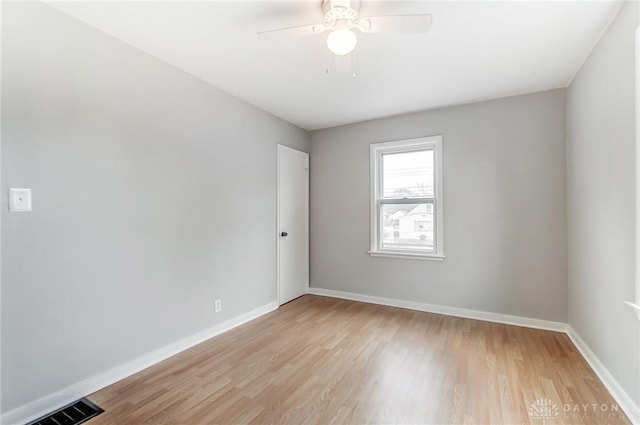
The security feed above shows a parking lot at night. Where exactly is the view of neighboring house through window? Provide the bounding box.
[370,136,444,259]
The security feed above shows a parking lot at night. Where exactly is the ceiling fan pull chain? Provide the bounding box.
[326,49,336,75]
[351,50,357,79]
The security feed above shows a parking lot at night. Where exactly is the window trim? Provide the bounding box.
[369,135,444,260]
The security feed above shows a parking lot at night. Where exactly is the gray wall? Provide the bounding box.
[566,0,639,404]
[1,2,309,413]
[310,89,568,322]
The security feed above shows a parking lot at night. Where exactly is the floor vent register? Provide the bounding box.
[26,398,104,425]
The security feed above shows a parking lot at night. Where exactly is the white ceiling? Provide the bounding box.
[48,0,623,130]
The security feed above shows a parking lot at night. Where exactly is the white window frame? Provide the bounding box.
[369,135,444,260]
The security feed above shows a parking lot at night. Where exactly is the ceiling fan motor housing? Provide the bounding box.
[323,0,360,27]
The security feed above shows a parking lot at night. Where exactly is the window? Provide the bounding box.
[369,136,444,260]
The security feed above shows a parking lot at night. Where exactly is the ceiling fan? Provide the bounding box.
[257,0,432,57]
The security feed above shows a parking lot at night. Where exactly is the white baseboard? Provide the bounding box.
[309,287,640,424]
[308,287,568,332]
[566,326,640,425]
[1,301,279,425]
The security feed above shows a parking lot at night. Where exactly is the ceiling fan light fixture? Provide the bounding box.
[326,28,357,55]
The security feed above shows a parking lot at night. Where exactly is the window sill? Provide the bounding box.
[368,251,445,261]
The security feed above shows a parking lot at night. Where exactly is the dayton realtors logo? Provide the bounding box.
[563,402,624,422]
[528,399,560,424]
[528,398,624,423]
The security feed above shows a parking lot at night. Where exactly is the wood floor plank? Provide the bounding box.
[87,295,631,424]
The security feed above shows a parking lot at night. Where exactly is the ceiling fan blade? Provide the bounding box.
[257,23,328,39]
[359,14,432,34]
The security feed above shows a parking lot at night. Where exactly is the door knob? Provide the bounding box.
[281,231,288,237]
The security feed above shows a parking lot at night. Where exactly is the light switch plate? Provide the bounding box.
[9,188,32,212]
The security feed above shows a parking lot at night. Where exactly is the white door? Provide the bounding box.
[277,144,309,305]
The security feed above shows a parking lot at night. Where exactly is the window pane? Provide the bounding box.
[381,203,434,251]
[382,150,433,198]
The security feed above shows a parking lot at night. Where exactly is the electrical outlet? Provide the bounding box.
[214,299,222,313]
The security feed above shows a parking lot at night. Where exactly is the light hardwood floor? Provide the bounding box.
[88,295,630,425]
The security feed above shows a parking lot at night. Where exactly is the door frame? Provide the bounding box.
[276,144,310,305]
